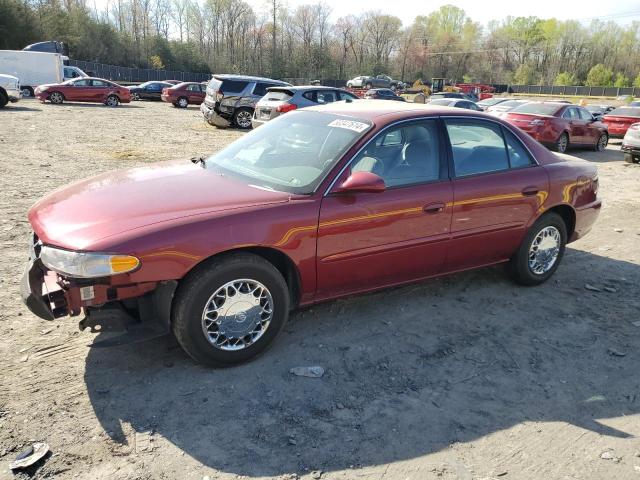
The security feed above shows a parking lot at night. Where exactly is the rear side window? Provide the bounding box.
[445,119,509,177]
[253,82,273,96]
[265,90,293,101]
[91,80,110,87]
[187,84,200,92]
[503,129,534,168]
[220,79,248,94]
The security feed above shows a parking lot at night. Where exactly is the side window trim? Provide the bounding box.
[500,125,536,169]
[323,116,450,196]
[442,117,511,178]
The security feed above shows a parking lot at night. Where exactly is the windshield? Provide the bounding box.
[608,107,640,117]
[205,111,371,194]
[586,106,605,113]
[511,103,562,115]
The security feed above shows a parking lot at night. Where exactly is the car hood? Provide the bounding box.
[29,161,291,250]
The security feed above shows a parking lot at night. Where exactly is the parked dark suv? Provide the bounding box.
[200,75,290,129]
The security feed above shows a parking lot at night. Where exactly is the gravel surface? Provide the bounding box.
[1,99,640,480]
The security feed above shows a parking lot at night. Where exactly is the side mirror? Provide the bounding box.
[334,171,386,194]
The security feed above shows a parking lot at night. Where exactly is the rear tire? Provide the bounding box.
[233,107,253,129]
[172,253,290,367]
[176,97,188,108]
[21,86,33,98]
[105,95,119,107]
[507,212,567,286]
[553,132,569,153]
[0,91,7,108]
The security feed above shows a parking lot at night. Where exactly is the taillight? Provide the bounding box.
[529,119,546,126]
[277,103,297,113]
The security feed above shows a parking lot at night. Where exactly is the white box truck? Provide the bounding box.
[0,50,87,97]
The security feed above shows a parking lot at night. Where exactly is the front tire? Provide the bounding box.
[233,107,253,129]
[172,253,290,367]
[594,133,608,151]
[507,212,567,286]
[48,92,64,104]
[0,91,7,108]
[553,132,569,153]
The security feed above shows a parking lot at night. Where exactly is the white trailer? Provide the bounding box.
[0,50,87,97]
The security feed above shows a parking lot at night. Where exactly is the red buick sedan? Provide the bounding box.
[21,102,601,366]
[35,77,131,106]
[602,107,640,138]
[161,82,206,108]
[503,102,609,153]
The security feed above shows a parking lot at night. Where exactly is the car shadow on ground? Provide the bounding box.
[84,248,640,477]
[3,105,42,112]
[45,102,143,109]
[567,140,625,163]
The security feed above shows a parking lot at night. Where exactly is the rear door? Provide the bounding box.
[563,107,587,143]
[577,107,600,145]
[90,79,111,102]
[443,118,549,270]
[316,118,452,299]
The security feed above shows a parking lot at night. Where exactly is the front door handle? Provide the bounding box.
[522,187,539,196]
[423,202,446,214]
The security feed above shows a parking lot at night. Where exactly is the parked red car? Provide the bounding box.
[21,103,601,366]
[35,77,131,107]
[602,107,640,138]
[161,82,206,108]
[503,102,608,153]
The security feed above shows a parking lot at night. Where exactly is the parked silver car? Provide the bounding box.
[252,86,358,128]
[622,122,640,163]
[428,98,482,111]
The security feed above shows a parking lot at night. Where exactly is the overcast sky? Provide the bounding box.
[244,0,640,26]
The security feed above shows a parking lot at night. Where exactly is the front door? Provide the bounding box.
[442,118,549,271]
[316,119,453,299]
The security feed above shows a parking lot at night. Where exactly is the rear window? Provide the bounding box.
[511,103,562,115]
[264,89,293,101]
[607,107,640,118]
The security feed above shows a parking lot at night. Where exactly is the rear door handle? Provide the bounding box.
[423,202,446,214]
[522,187,539,196]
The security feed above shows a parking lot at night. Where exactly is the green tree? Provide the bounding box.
[634,73,640,88]
[513,64,535,84]
[613,73,629,87]
[462,73,473,83]
[586,64,613,86]
[554,72,577,86]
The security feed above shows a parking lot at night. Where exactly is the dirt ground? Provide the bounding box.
[1,99,640,480]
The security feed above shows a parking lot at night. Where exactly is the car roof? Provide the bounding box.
[304,99,496,122]
[213,74,288,83]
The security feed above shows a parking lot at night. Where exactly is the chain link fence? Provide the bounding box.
[509,85,638,97]
[69,60,211,84]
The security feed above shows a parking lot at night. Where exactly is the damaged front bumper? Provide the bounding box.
[20,235,178,345]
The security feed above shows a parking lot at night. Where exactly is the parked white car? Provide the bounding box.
[622,123,640,163]
[0,74,21,108]
[346,76,367,88]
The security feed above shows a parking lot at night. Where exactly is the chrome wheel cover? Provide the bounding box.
[528,226,561,275]
[50,92,62,104]
[236,110,252,128]
[132,93,139,100]
[21,87,32,97]
[201,279,273,351]
[179,98,188,107]
[106,96,118,106]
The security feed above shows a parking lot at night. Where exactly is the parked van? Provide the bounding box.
[0,50,87,97]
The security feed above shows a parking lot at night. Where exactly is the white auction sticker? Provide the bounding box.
[328,119,369,133]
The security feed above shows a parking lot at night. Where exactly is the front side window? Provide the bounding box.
[187,84,200,92]
[351,120,443,188]
[578,108,594,120]
[72,79,91,87]
[445,119,509,177]
[315,90,338,104]
[206,111,371,194]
